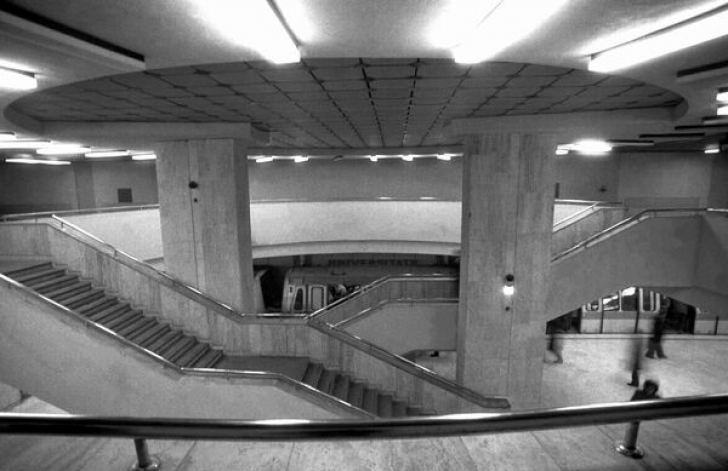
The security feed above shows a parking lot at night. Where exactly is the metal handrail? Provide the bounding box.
[0,204,160,221]
[552,202,623,232]
[552,207,728,263]
[44,216,304,321]
[307,274,458,321]
[0,273,373,419]
[335,297,458,328]
[1,393,726,440]
[307,319,510,409]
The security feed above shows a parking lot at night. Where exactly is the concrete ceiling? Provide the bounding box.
[1,0,728,158]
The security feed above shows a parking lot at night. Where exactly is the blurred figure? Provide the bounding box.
[630,379,660,401]
[626,336,645,387]
[545,326,563,364]
[646,299,669,359]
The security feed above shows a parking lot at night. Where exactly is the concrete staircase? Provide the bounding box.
[4,262,224,369]
[300,361,431,418]
[4,262,428,418]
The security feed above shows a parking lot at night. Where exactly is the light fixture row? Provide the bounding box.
[251,153,462,163]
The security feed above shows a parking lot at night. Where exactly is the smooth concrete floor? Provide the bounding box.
[2,339,728,470]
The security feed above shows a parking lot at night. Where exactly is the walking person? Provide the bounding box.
[646,299,669,359]
[626,336,645,387]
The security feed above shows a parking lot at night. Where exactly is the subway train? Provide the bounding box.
[551,287,728,335]
[276,263,458,314]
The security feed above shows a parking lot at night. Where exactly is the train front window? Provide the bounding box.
[309,286,325,311]
[585,299,600,311]
[293,288,304,312]
[602,292,620,311]
[641,289,657,312]
[621,287,638,311]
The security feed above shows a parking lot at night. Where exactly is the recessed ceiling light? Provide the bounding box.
[0,67,37,90]
[555,147,569,155]
[589,6,728,72]
[560,140,613,155]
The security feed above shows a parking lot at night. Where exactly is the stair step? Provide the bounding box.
[14,268,66,286]
[101,310,142,330]
[3,262,54,278]
[392,400,408,418]
[331,374,350,401]
[116,316,156,338]
[175,343,209,367]
[77,296,118,315]
[301,362,324,387]
[147,330,182,354]
[377,394,393,418]
[33,275,81,294]
[346,382,365,408]
[317,368,338,395]
[190,349,224,369]
[87,303,131,323]
[405,405,423,417]
[165,337,198,362]
[135,324,171,347]
[362,389,378,415]
[63,289,105,309]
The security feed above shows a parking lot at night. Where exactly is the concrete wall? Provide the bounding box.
[345,301,458,355]
[708,155,728,208]
[618,152,714,210]
[0,163,78,214]
[0,380,22,411]
[555,152,619,201]
[88,160,158,207]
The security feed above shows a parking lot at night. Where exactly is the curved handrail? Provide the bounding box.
[551,208,728,263]
[0,273,373,419]
[1,393,726,440]
[45,216,304,321]
[308,319,510,410]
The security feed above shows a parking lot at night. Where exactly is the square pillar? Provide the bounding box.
[155,139,256,313]
[457,132,556,409]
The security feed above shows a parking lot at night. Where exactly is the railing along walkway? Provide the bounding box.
[1,393,727,469]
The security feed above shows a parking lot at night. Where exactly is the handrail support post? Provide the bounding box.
[615,421,644,459]
[130,438,160,471]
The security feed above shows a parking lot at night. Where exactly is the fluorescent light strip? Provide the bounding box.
[0,140,50,149]
[0,132,16,140]
[37,145,88,155]
[0,67,37,90]
[5,158,70,166]
[255,156,275,163]
[718,105,728,116]
[453,0,568,63]
[198,0,300,64]
[293,155,308,163]
[85,150,130,158]
[705,147,720,154]
[131,153,156,161]
[718,90,728,102]
[589,7,728,72]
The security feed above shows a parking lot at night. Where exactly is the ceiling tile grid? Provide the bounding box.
[10,59,683,148]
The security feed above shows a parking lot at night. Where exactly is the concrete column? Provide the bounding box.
[457,132,556,409]
[155,139,256,313]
